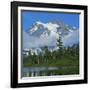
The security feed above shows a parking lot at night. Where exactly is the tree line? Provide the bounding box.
[23,34,79,66]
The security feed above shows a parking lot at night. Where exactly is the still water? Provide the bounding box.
[22,67,62,77]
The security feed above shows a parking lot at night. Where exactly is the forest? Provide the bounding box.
[23,34,79,76]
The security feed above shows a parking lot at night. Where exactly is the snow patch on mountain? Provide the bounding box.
[23,21,79,51]
[36,21,59,32]
[23,31,58,49]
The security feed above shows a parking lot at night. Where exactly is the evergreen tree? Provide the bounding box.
[56,33,63,58]
[57,33,63,51]
[32,53,37,64]
[43,46,50,63]
[29,50,32,56]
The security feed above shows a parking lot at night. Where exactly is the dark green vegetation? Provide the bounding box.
[23,35,79,76]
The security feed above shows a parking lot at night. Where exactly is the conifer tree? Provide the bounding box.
[57,33,63,58]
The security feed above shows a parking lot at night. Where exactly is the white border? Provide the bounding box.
[18,6,84,83]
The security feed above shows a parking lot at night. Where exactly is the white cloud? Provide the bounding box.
[44,22,59,32]
[23,31,57,49]
[62,30,79,46]
[30,21,59,33]
[23,21,79,49]
[23,30,79,49]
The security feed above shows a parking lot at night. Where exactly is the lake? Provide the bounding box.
[22,67,62,77]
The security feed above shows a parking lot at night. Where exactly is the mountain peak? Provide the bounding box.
[23,20,79,50]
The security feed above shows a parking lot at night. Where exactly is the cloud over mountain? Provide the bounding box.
[23,21,79,49]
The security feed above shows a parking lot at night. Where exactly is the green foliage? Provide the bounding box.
[57,33,63,53]
[23,34,79,75]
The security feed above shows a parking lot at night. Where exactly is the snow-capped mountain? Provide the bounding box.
[23,20,79,55]
[28,21,76,38]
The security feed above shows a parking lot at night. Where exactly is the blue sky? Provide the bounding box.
[22,11,80,31]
